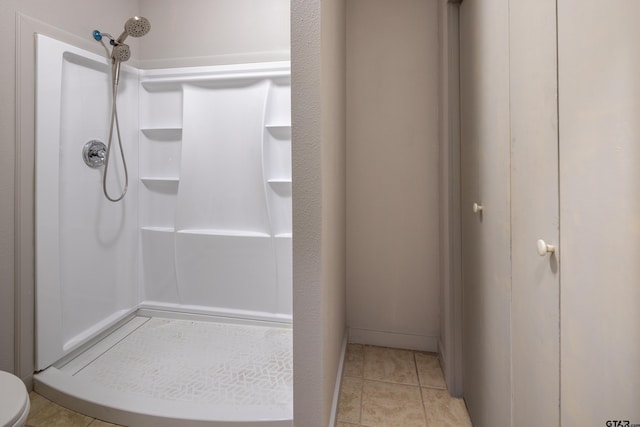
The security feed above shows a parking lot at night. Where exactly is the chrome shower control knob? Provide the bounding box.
[473,202,483,214]
[536,239,555,256]
[83,140,107,168]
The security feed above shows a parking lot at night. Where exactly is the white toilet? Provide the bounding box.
[0,371,30,427]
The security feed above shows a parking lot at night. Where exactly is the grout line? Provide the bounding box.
[358,373,364,426]
[413,350,423,387]
[414,351,429,426]
[359,378,422,387]
[413,351,422,386]
[358,346,364,426]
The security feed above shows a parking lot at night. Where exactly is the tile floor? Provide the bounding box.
[27,344,471,427]
[336,344,472,427]
[26,392,122,427]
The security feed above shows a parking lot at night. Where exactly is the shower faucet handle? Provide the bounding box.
[473,202,483,214]
[82,140,107,168]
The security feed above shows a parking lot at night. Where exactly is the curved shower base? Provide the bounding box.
[34,315,293,427]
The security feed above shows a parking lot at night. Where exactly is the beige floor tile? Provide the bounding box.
[422,388,472,427]
[361,380,426,427]
[363,346,419,385]
[88,419,125,427]
[27,392,94,427]
[344,343,365,378]
[336,423,359,427]
[414,352,446,390]
[337,376,363,424]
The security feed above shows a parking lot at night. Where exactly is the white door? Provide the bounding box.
[509,0,561,426]
[558,1,640,424]
[459,0,512,425]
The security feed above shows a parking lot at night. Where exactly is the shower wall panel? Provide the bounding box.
[36,35,139,370]
[178,83,270,233]
[138,64,292,322]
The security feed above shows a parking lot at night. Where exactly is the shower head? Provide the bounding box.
[111,44,131,62]
[94,16,149,87]
[111,44,130,87]
[116,16,151,44]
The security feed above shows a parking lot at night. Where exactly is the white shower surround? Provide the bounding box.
[139,63,291,322]
[34,35,292,425]
[137,61,292,324]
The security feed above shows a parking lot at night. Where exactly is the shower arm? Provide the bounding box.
[92,31,124,46]
[93,30,110,42]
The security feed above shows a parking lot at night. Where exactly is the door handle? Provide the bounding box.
[473,202,483,214]
[536,239,555,256]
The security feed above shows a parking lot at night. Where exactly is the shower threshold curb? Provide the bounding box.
[35,368,291,427]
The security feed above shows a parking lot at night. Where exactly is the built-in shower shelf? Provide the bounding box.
[265,124,291,139]
[141,226,175,233]
[275,233,292,239]
[141,81,183,92]
[176,229,270,238]
[141,177,180,183]
[141,128,183,139]
[265,123,291,128]
[268,180,292,197]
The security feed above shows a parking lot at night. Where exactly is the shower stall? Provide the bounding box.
[33,32,292,427]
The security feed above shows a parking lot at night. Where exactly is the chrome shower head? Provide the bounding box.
[116,16,151,44]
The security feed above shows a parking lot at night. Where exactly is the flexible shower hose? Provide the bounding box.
[102,63,129,202]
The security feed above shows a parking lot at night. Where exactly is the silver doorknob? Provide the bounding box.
[473,203,483,214]
[536,239,555,256]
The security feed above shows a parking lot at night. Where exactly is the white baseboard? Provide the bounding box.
[328,330,348,427]
[348,328,438,352]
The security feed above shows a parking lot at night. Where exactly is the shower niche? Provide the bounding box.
[137,65,292,320]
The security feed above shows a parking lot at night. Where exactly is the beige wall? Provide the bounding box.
[292,0,347,424]
[346,0,441,350]
[321,0,347,422]
[138,0,290,68]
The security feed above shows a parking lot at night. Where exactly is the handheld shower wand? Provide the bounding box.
[92,16,151,202]
[111,44,130,86]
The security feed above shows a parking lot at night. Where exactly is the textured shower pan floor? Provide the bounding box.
[34,316,293,427]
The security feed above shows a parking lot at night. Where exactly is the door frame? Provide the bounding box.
[439,0,464,398]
